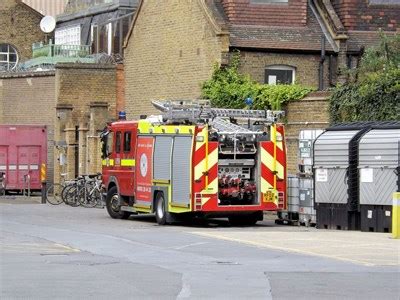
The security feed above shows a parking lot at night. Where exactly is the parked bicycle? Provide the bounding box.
[46,173,104,208]
[0,172,5,196]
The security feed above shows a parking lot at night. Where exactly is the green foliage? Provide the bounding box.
[201,52,313,110]
[330,33,400,123]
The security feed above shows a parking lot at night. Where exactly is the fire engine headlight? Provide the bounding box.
[196,136,204,142]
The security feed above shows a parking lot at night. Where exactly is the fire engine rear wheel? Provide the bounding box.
[155,192,167,225]
[106,186,130,219]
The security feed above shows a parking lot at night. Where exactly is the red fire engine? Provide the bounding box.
[101,100,287,225]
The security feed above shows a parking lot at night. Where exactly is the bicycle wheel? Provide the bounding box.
[46,184,63,205]
[79,184,98,208]
[63,185,80,207]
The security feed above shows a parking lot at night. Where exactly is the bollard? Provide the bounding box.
[41,181,47,204]
[393,192,400,239]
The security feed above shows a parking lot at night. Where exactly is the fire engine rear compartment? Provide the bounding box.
[217,154,260,206]
[145,133,262,208]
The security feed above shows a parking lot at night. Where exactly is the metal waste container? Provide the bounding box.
[314,125,368,230]
[359,127,400,233]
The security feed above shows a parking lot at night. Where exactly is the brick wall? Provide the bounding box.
[0,0,46,63]
[54,63,116,181]
[239,51,331,89]
[332,0,399,31]
[285,92,330,174]
[0,72,56,182]
[124,0,229,119]
[220,0,307,26]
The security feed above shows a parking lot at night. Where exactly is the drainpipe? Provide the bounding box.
[319,36,326,91]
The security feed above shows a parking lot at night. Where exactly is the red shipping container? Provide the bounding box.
[0,125,47,191]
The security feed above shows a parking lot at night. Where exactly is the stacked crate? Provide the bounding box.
[298,130,323,226]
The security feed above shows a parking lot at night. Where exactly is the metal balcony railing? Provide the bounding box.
[32,42,92,59]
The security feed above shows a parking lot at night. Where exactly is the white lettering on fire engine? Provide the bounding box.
[137,186,151,193]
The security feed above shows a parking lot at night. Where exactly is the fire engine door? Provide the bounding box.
[171,136,192,206]
[153,136,173,181]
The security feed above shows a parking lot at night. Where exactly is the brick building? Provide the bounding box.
[123,0,399,172]
[0,0,47,71]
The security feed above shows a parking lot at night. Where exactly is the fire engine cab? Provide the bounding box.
[101,100,287,225]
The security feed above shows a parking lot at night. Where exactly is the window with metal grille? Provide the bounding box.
[0,44,18,71]
[55,25,81,45]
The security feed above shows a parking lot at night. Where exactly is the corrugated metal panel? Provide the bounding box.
[360,168,397,205]
[22,0,67,17]
[153,136,172,181]
[315,169,347,204]
[314,130,359,167]
[172,136,192,205]
[359,129,400,167]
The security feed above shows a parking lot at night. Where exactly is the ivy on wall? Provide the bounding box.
[201,52,313,110]
[330,33,400,123]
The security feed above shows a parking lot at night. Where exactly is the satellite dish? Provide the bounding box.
[40,16,56,33]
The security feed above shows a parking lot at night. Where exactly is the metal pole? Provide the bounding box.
[41,181,47,204]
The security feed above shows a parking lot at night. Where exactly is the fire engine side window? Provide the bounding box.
[115,131,121,153]
[106,132,114,156]
[123,132,131,152]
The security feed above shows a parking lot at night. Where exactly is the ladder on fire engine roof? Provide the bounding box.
[151,100,285,124]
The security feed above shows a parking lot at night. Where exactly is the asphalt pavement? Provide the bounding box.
[1,198,399,299]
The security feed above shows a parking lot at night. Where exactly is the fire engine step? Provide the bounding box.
[121,206,138,213]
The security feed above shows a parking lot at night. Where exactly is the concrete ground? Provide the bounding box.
[1,197,399,299]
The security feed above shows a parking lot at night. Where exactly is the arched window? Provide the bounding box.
[265,65,296,85]
[0,44,19,71]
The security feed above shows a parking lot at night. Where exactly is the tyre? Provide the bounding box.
[79,186,98,208]
[63,185,80,207]
[154,192,167,225]
[105,186,130,219]
[46,184,63,205]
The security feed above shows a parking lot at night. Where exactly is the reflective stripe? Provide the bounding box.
[121,159,135,167]
[138,121,195,135]
[18,165,29,170]
[102,159,115,166]
[9,165,16,170]
[0,165,6,170]
[30,165,39,170]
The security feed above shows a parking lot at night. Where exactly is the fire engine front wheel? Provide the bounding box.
[155,192,167,225]
[106,186,130,219]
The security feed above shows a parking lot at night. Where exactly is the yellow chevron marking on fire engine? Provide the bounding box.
[202,177,218,194]
[201,196,211,206]
[261,177,274,192]
[120,159,135,167]
[194,147,218,180]
[195,127,207,150]
[270,126,283,151]
[261,178,278,205]
[261,147,284,179]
